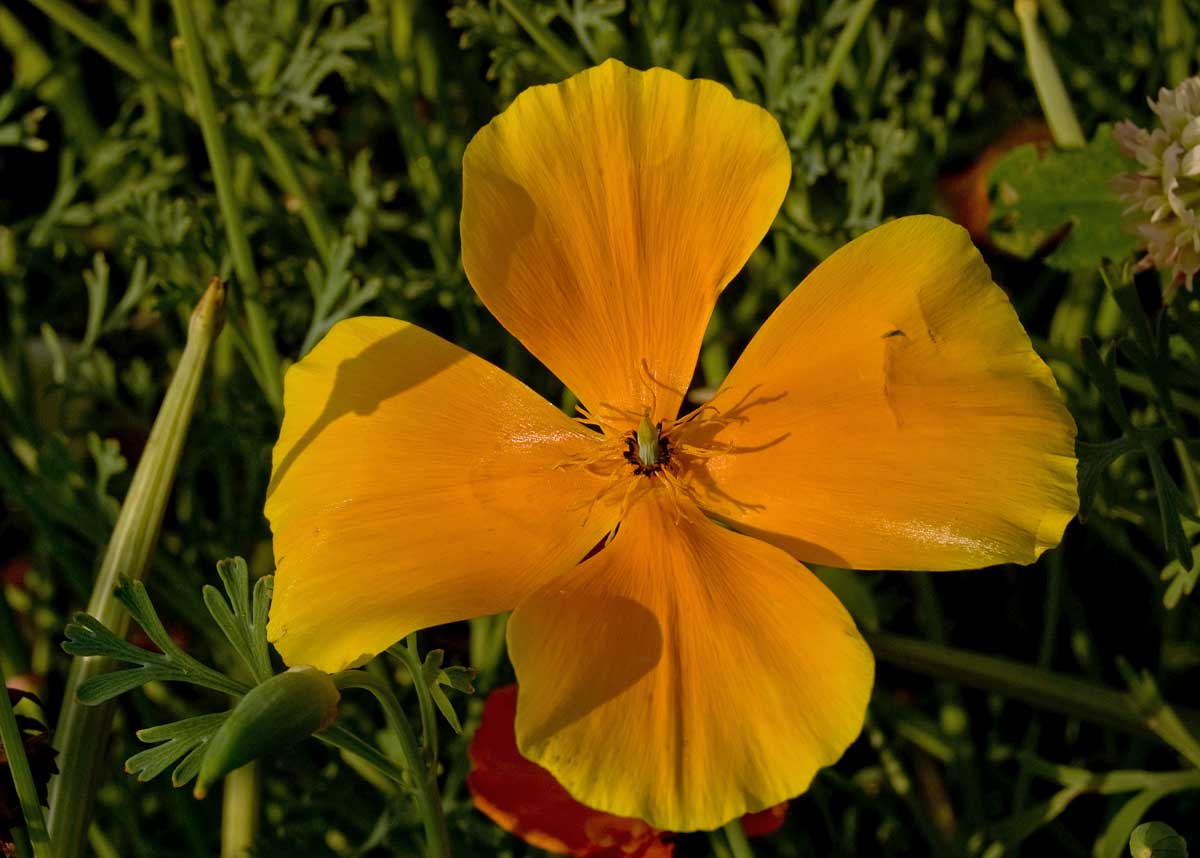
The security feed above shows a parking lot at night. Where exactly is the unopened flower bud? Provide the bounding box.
[194,666,339,799]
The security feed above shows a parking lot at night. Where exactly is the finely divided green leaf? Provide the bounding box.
[127,712,231,783]
[77,666,178,704]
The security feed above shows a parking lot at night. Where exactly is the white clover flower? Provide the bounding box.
[1112,77,1200,295]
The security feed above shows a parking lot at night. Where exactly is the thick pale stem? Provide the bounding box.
[46,280,226,858]
[1014,0,1086,148]
[220,762,260,858]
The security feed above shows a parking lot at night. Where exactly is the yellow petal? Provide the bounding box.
[462,59,790,425]
[677,215,1078,570]
[266,317,618,672]
[507,489,873,832]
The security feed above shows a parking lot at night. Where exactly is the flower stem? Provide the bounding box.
[793,0,877,148]
[868,632,1200,738]
[1159,0,1191,86]
[251,123,336,267]
[0,664,52,858]
[333,671,451,858]
[24,0,181,105]
[389,636,438,768]
[46,279,226,858]
[169,0,283,415]
[722,819,755,858]
[1014,0,1085,148]
[220,761,260,858]
[316,724,410,787]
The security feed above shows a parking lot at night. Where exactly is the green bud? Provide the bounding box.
[1130,822,1188,858]
[194,667,339,799]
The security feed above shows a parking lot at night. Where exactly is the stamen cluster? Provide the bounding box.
[623,422,673,477]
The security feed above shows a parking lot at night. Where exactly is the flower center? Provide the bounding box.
[623,415,672,477]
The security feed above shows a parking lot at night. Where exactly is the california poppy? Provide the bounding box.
[265,60,1077,831]
[468,684,785,857]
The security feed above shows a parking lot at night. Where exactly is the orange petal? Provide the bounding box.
[461,59,790,424]
[468,684,671,857]
[265,318,618,672]
[678,215,1077,571]
[508,489,874,832]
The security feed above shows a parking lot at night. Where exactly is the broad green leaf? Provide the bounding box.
[988,125,1138,271]
[1094,790,1178,858]
[1130,822,1189,858]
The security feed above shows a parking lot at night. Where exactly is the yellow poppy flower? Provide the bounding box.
[265,59,1078,832]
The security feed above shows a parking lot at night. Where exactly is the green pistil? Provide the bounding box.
[636,415,660,468]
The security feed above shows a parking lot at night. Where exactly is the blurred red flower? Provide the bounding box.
[467,685,786,856]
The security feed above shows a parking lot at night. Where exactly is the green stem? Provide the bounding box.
[87,824,121,858]
[389,636,438,768]
[792,0,877,147]
[0,6,101,146]
[220,761,260,858]
[251,125,336,267]
[46,280,226,858]
[0,663,52,858]
[1160,0,1191,86]
[1012,551,1065,813]
[317,725,411,787]
[24,0,182,106]
[333,671,451,858]
[169,0,282,415]
[1173,437,1200,513]
[1014,0,1085,148]
[722,819,755,858]
[706,831,735,858]
[868,632,1200,738]
[496,0,585,77]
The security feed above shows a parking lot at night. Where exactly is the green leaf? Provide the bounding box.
[76,666,178,704]
[1162,544,1200,609]
[1130,822,1189,858]
[64,580,248,702]
[418,649,476,735]
[1077,437,1141,519]
[113,577,185,658]
[1094,791,1182,858]
[203,558,274,684]
[988,125,1139,271]
[171,741,210,788]
[127,712,230,783]
[1080,338,1134,431]
[440,666,476,695]
[1145,452,1194,570]
[62,613,164,664]
[428,684,463,735]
